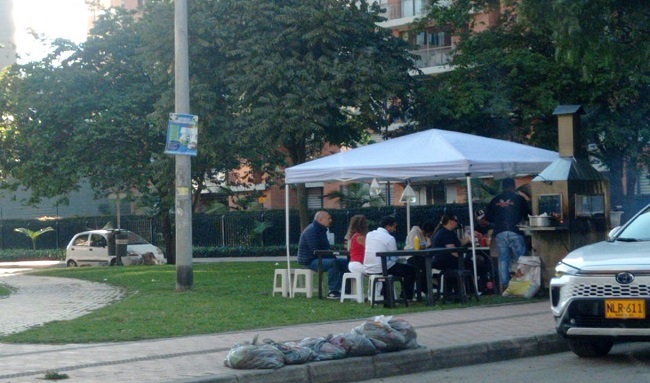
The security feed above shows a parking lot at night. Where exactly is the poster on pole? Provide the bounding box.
[164,113,198,156]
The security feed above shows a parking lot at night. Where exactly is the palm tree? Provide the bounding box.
[324,183,385,208]
[14,227,55,250]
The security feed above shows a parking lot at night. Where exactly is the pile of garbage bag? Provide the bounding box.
[224,315,419,369]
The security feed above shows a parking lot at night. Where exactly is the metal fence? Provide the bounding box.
[210,203,485,248]
[5,195,647,250]
[0,216,161,250]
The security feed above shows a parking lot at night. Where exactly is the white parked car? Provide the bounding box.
[65,229,166,267]
[551,203,650,357]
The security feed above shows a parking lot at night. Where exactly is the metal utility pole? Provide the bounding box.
[174,0,193,290]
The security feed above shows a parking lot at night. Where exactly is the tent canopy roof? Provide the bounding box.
[285,129,558,184]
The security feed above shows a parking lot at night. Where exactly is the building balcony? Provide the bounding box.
[377,0,427,28]
[411,46,453,74]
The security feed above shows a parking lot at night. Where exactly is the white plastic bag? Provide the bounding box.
[502,256,541,298]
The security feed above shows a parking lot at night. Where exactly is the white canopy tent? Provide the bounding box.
[283,129,559,294]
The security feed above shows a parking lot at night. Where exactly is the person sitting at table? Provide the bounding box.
[473,208,493,246]
[364,215,416,300]
[344,214,368,274]
[404,219,435,250]
[405,220,436,295]
[297,210,349,299]
[430,214,472,271]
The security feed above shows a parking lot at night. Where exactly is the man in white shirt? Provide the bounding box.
[364,215,416,300]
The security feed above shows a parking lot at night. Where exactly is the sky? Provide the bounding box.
[12,0,89,62]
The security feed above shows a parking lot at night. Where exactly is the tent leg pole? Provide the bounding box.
[466,175,479,293]
[285,185,292,297]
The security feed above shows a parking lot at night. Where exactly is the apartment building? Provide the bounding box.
[378,0,454,75]
[105,0,145,8]
[89,0,146,29]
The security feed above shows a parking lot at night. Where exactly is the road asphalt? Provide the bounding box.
[0,259,568,383]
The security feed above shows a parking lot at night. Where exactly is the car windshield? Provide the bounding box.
[127,232,150,245]
[614,207,650,242]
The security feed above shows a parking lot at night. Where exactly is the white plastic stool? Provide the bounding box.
[291,269,316,298]
[272,269,294,297]
[340,272,365,303]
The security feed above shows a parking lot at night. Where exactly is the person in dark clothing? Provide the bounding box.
[473,208,492,238]
[297,211,348,299]
[430,214,472,271]
[485,178,531,290]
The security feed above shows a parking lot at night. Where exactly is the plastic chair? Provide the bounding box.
[272,269,294,297]
[340,272,365,303]
[291,269,317,298]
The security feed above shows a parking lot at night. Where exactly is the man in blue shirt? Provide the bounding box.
[297,211,348,299]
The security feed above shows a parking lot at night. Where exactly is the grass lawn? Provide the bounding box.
[0,284,11,297]
[0,262,542,344]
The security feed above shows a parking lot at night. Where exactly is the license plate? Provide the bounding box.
[605,299,646,319]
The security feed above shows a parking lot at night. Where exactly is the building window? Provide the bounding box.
[426,182,445,205]
[402,0,425,18]
[429,31,448,47]
[401,28,452,69]
[402,30,450,49]
[306,187,323,209]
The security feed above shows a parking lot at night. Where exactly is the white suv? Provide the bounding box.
[65,229,166,267]
[551,203,650,357]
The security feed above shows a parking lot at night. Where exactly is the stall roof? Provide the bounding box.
[285,129,559,184]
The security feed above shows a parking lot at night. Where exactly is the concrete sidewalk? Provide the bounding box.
[0,264,566,383]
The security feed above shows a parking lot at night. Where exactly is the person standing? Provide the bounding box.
[297,211,348,299]
[486,178,531,290]
[344,215,368,274]
[364,216,416,300]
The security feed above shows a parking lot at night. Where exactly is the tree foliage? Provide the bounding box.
[0,8,162,203]
[415,0,650,211]
[218,0,418,227]
[0,1,419,239]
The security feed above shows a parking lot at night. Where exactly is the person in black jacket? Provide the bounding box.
[486,178,531,290]
[297,211,348,299]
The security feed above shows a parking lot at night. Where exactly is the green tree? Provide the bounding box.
[0,3,253,262]
[0,8,161,202]
[518,0,650,212]
[0,8,171,256]
[137,1,254,212]
[416,0,650,213]
[413,0,577,146]
[219,0,418,228]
